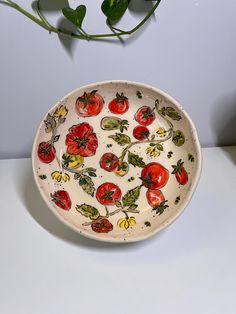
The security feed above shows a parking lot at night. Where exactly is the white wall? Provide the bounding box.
[1,0,236,159]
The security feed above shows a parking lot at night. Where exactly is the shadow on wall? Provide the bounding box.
[32,0,69,11]
[57,17,78,57]
[129,0,154,15]
[211,92,236,163]
[123,0,155,47]
[1,0,159,57]
[31,0,77,56]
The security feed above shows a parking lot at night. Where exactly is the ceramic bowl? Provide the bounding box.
[32,81,201,242]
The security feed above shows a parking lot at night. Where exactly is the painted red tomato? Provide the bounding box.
[51,190,71,210]
[146,189,165,207]
[75,90,104,117]
[108,92,129,114]
[100,153,119,172]
[135,106,155,126]
[133,125,150,141]
[38,141,55,163]
[91,219,113,233]
[65,122,98,157]
[172,159,188,185]
[141,162,169,189]
[96,182,122,205]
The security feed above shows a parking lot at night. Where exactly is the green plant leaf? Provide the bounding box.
[62,5,86,28]
[128,151,146,168]
[78,175,95,196]
[172,130,185,147]
[101,0,129,21]
[76,204,99,219]
[108,133,131,146]
[122,186,141,207]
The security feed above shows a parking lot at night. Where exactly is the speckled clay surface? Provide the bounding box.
[32,80,202,242]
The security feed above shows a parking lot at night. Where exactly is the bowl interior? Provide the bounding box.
[32,81,201,242]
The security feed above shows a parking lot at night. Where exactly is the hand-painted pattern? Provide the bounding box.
[37,90,194,235]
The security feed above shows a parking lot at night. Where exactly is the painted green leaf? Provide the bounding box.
[108,133,131,146]
[44,113,56,133]
[122,186,141,206]
[62,5,86,28]
[172,130,185,146]
[88,172,97,177]
[128,151,146,168]
[160,107,181,121]
[76,204,99,219]
[127,204,139,213]
[156,143,163,151]
[101,0,129,21]
[78,175,95,196]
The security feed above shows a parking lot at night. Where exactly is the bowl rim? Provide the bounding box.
[32,80,202,243]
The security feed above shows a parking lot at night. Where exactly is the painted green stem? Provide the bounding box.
[82,206,139,226]
[120,132,173,161]
[119,98,175,161]
[155,99,174,130]
[62,165,96,175]
[82,207,122,226]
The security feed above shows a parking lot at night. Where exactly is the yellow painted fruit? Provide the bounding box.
[63,154,84,169]
[114,160,129,177]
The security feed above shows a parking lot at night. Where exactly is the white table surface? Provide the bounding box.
[0,146,236,314]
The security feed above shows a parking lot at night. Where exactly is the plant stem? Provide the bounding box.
[36,0,54,31]
[5,0,49,29]
[89,0,162,38]
[3,0,162,41]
